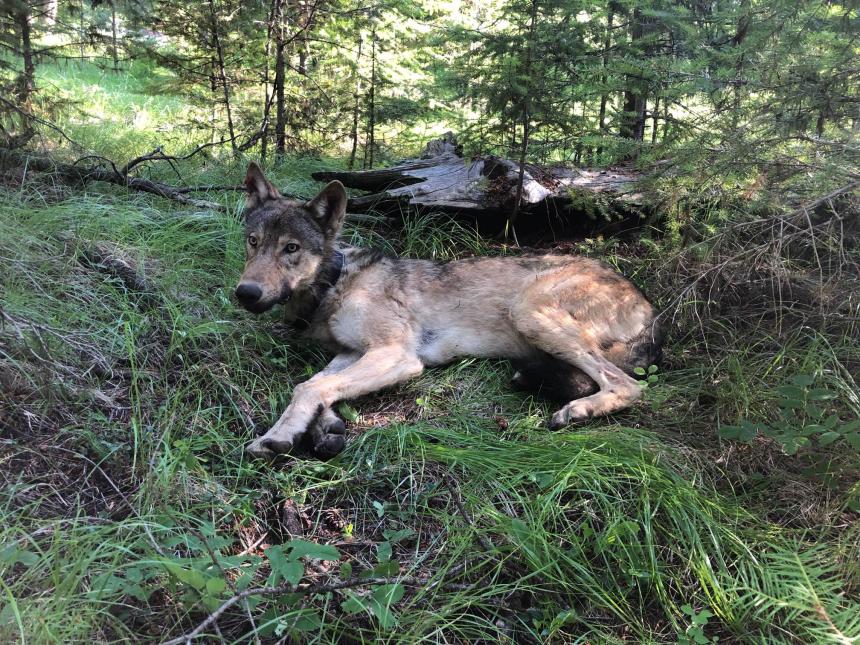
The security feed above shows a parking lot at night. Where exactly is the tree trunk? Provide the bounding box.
[651,95,659,144]
[619,7,647,149]
[79,0,85,60]
[274,0,286,155]
[508,0,539,236]
[366,29,377,169]
[348,37,363,170]
[261,0,277,160]
[596,8,614,159]
[111,1,119,71]
[207,0,237,154]
[15,4,35,106]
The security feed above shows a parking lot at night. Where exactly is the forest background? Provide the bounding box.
[1,0,858,642]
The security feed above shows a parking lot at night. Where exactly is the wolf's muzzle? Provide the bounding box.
[235,282,263,307]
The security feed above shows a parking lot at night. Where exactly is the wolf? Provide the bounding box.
[235,163,662,459]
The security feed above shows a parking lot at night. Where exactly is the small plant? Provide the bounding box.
[719,374,860,455]
[677,604,718,644]
[634,364,660,388]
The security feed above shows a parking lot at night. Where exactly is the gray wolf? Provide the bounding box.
[235,163,662,458]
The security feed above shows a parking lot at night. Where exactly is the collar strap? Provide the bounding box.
[320,250,344,290]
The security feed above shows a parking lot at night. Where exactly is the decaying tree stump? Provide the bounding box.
[312,132,649,231]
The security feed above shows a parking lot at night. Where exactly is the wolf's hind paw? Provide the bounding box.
[549,401,595,429]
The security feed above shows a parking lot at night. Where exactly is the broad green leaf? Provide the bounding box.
[824,414,840,429]
[779,399,803,410]
[205,576,227,595]
[818,432,841,446]
[0,545,39,567]
[288,609,323,632]
[738,425,757,442]
[382,528,415,544]
[287,540,340,561]
[162,561,207,591]
[0,603,17,626]
[777,385,804,399]
[378,541,392,563]
[791,375,814,387]
[341,592,368,614]
[718,425,740,439]
[841,419,860,433]
[805,404,823,420]
[369,583,405,629]
[265,546,304,586]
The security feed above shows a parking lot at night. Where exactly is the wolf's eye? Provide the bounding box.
[248,234,258,247]
[284,243,300,254]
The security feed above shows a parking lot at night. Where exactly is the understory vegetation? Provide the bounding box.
[1,0,859,641]
[2,152,858,641]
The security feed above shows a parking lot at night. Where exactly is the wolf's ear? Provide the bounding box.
[244,162,280,208]
[306,181,347,237]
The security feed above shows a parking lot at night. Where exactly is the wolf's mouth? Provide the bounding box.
[241,299,277,314]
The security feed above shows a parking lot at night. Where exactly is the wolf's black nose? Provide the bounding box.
[235,283,262,305]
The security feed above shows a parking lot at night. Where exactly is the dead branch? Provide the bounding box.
[55,234,158,306]
[0,148,225,210]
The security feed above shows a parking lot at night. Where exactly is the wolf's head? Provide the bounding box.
[234,163,347,314]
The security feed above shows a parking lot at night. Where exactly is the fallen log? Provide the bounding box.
[312,133,649,231]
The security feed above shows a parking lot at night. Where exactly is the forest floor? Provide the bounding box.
[1,61,859,643]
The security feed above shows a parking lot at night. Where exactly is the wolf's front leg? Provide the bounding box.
[246,347,424,458]
[247,353,358,459]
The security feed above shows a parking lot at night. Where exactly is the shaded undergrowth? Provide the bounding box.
[0,177,858,643]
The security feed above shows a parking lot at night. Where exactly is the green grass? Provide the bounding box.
[1,56,858,644]
[1,174,858,643]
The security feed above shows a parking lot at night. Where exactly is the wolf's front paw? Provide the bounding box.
[310,413,347,458]
[313,432,346,458]
[246,435,294,458]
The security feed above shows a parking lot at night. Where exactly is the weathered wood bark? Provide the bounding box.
[312,133,646,230]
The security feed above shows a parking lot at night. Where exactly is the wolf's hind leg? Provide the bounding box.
[512,304,641,427]
[512,358,598,403]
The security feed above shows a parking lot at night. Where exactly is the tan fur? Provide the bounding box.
[235,163,662,458]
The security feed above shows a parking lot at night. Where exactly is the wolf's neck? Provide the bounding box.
[284,249,344,330]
